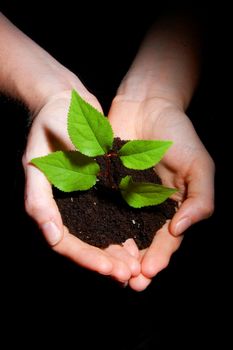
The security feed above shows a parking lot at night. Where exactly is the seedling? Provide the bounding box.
[31,90,177,208]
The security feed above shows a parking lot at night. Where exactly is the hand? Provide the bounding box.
[22,89,141,283]
[108,96,215,290]
[0,13,140,284]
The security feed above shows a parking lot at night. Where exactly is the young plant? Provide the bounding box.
[31,90,177,208]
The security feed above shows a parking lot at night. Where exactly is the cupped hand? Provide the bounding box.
[108,96,215,291]
[22,90,141,283]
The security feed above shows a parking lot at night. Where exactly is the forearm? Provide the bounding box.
[118,12,201,110]
[0,13,83,113]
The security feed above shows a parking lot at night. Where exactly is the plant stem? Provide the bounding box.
[104,152,118,189]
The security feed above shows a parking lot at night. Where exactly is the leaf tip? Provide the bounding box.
[30,156,42,167]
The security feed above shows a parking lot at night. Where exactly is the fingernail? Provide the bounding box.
[119,281,128,288]
[117,281,128,288]
[41,221,62,245]
[174,217,191,236]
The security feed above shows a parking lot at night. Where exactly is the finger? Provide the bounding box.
[107,256,133,282]
[128,274,152,292]
[105,243,141,277]
[53,227,113,275]
[122,238,140,259]
[127,249,151,291]
[56,230,133,281]
[170,159,215,236]
[24,165,131,280]
[24,164,64,245]
[141,222,183,279]
[107,97,138,139]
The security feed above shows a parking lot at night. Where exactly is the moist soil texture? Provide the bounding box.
[54,138,177,250]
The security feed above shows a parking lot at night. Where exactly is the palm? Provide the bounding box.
[24,92,140,284]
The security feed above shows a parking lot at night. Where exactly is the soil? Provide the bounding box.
[54,138,177,250]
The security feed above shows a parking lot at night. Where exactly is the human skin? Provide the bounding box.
[108,15,215,290]
[0,12,214,291]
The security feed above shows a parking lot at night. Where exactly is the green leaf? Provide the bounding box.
[119,140,173,170]
[68,90,114,156]
[31,151,100,192]
[119,176,177,208]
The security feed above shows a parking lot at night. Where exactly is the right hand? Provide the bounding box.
[108,95,215,290]
[22,89,141,283]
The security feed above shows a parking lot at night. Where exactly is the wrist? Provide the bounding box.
[17,67,87,115]
[117,75,187,111]
[115,76,186,113]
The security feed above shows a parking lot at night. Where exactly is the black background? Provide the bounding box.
[1,2,229,348]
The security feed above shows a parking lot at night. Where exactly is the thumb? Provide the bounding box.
[23,163,63,245]
[170,160,215,236]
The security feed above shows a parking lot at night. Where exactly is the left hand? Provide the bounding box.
[108,96,215,291]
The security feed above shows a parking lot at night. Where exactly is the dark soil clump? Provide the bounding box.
[54,138,177,249]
